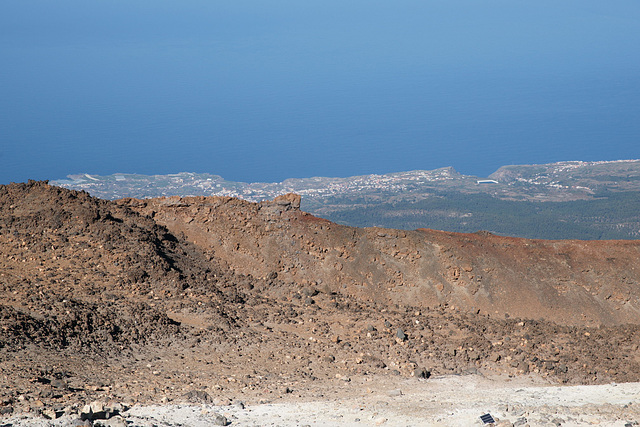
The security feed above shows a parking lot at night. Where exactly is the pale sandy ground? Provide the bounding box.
[4,374,640,426]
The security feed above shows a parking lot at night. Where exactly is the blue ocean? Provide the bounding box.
[1,0,639,184]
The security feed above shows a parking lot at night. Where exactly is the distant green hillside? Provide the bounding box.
[311,190,640,240]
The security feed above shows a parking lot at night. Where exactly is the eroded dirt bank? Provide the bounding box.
[124,193,640,326]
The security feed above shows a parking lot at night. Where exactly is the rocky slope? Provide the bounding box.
[123,193,640,327]
[2,181,640,422]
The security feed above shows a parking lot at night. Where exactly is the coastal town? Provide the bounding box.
[51,167,470,201]
[51,160,640,203]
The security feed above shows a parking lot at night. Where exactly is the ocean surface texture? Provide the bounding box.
[1,1,639,184]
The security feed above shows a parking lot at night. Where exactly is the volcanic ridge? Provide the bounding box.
[1,181,640,422]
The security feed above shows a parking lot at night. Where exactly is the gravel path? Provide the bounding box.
[4,374,639,426]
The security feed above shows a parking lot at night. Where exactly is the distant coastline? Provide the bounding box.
[49,159,640,241]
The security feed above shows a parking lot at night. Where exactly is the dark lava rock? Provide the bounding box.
[183,390,213,404]
[414,367,431,379]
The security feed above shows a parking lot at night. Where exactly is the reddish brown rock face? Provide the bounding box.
[124,194,640,327]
